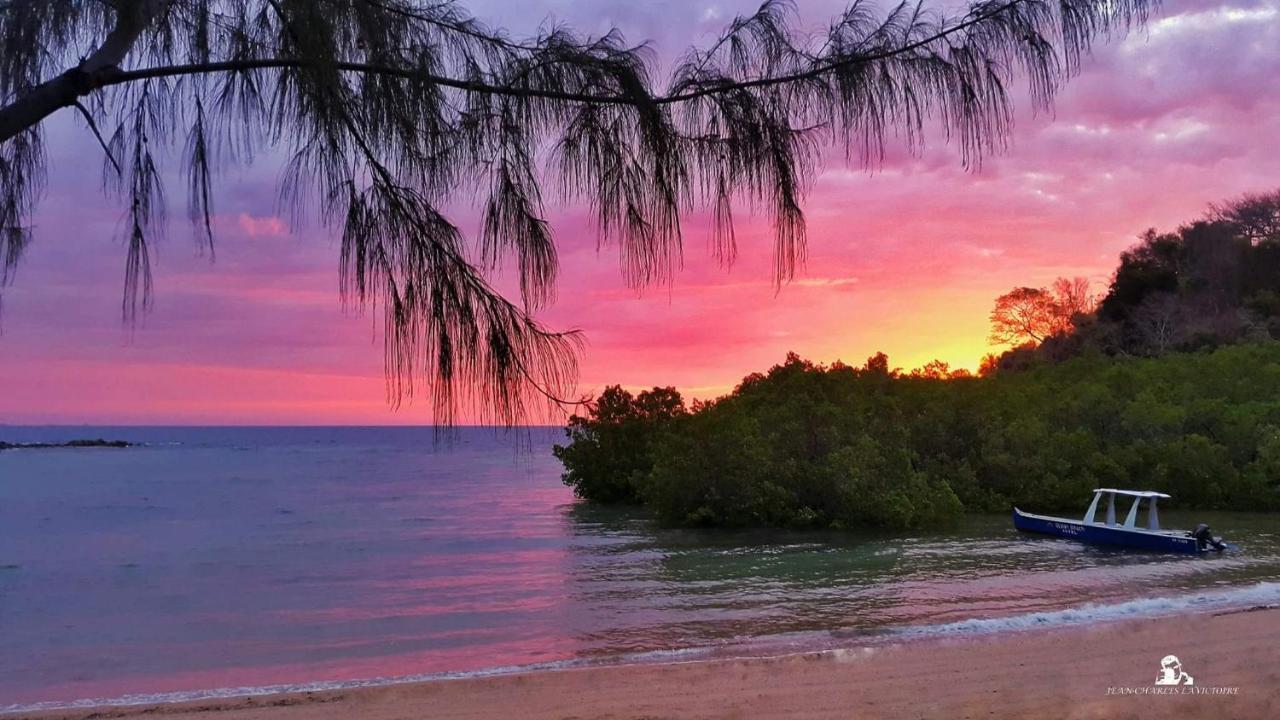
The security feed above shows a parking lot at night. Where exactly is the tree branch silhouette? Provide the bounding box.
[0,0,1159,423]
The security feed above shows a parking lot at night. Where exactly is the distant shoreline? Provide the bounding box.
[0,439,133,451]
[7,605,1275,720]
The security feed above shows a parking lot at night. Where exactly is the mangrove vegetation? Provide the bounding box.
[555,190,1280,529]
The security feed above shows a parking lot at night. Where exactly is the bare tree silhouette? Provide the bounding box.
[0,0,1156,421]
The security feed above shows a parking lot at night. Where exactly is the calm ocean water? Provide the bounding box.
[2,426,1278,710]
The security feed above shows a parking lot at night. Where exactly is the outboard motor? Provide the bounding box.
[1190,523,1226,551]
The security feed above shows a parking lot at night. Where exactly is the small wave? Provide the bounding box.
[0,646,720,714]
[5,582,1276,715]
[893,581,1280,639]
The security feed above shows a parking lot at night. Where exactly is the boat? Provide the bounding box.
[1013,488,1227,554]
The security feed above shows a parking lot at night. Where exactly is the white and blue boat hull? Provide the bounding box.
[1012,507,1203,554]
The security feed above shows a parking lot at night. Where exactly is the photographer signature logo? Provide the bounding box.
[1104,654,1238,696]
[1155,655,1193,686]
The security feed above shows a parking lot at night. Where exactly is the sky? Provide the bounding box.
[1,0,1279,425]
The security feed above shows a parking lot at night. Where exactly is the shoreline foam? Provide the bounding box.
[7,580,1278,716]
[9,602,1277,720]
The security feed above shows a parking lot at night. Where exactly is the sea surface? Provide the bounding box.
[2,426,1279,710]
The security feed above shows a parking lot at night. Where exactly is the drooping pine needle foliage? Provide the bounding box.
[0,0,1157,422]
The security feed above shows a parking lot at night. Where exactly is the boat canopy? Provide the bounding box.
[1084,489,1170,530]
[1091,489,1171,499]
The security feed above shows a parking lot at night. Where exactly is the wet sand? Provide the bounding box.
[11,606,1277,720]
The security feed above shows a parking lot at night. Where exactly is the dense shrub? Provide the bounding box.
[556,344,1280,529]
[552,385,686,503]
[985,189,1280,370]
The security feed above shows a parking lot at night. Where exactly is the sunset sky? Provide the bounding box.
[1,0,1279,424]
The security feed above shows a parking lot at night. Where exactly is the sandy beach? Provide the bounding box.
[11,606,1277,720]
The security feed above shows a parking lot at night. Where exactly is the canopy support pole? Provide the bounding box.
[1123,497,1142,529]
[1083,491,1103,524]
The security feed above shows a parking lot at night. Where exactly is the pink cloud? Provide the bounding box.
[234,213,289,238]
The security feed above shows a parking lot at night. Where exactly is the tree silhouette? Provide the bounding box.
[1210,190,1280,244]
[989,287,1057,345]
[1099,229,1182,323]
[988,277,1097,347]
[1050,276,1097,321]
[984,190,1280,371]
[0,0,1156,422]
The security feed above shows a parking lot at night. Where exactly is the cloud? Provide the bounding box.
[234,213,289,238]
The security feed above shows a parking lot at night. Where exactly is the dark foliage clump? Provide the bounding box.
[984,189,1280,372]
[553,385,686,504]
[557,346,1280,529]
